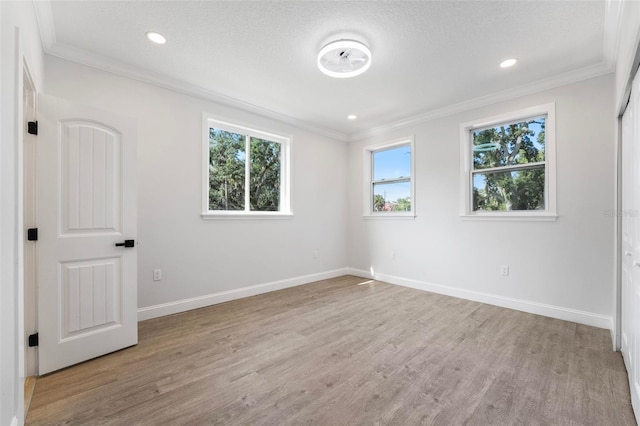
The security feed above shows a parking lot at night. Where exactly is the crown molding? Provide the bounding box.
[603,0,623,68]
[33,0,617,145]
[348,61,614,142]
[32,0,56,50]
[44,41,348,142]
[33,0,348,143]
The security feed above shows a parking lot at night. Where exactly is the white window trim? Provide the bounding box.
[459,103,557,221]
[363,136,416,219]
[202,113,292,219]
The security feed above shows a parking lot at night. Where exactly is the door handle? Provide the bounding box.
[626,251,632,256]
[115,239,135,248]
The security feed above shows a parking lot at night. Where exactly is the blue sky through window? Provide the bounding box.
[373,145,411,181]
[374,181,411,205]
[373,145,411,203]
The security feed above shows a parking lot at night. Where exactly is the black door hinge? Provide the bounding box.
[27,228,38,241]
[28,333,38,347]
[27,121,38,135]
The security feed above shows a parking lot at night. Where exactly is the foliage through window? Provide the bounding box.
[461,104,556,219]
[364,138,415,217]
[203,117,290,216]
[472,117,545,211]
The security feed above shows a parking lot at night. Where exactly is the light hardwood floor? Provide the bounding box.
[27,275,636,425]
[24,376,37,417]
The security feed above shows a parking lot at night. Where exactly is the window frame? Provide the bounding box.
[363,136,416,219]
[202,114,292,219]
[459,103,557,221]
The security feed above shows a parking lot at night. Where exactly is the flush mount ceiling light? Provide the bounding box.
[500,58,518,68]
[317,39,371,78]
[146,31,166,45]
[347,114,357,120]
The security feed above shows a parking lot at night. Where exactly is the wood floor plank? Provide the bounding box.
[26,275,636,425]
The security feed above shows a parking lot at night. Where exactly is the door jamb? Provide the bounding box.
[22,59,37,381]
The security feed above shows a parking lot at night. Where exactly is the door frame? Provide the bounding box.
[15,32,37,424]
[22,59,38,379]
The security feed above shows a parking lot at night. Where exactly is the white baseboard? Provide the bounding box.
[344,268,613,330]
[139,267,613,331]
[138,268,350,321]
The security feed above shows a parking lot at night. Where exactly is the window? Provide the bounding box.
[202,115,291,218]
[363,137,415,217]
[460,103,556,220]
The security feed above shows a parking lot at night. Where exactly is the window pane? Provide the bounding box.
[473,117,545,170]
[208,128,245,211]
[373,145,411,181]
[373,181,411,212]
[472,167,545,211]
[249,137,281,211]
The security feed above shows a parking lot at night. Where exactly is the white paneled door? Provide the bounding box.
[622,69,640,422]
[37,95,137,374]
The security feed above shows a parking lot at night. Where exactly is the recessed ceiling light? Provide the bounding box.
[347,114,357,120]
[318,39,371,78]
[146,31,166,45]
[500,58,518,68]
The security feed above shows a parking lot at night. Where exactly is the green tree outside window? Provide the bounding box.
[209,128,282,212]
[472,117,546,211]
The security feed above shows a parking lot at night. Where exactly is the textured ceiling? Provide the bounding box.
[38,0,613,140]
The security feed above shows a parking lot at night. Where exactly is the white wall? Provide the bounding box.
[44,56,349,313]
[1,1,44,425]
[347,74,616,326]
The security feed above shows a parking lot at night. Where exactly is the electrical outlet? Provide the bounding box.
[500,265,509,276]
[153,269,162,281]
[313,250,319,259]
[391,250,396,260]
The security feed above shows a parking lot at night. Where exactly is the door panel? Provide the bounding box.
[633,72,640,419]
[60,257,121,340]
[37,94,137,375]
[61,122,121,234]
[622,64,640,423]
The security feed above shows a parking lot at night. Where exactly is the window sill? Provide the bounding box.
[460,212,557,222]
[363,213,416,220]
[202,212,294,220]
